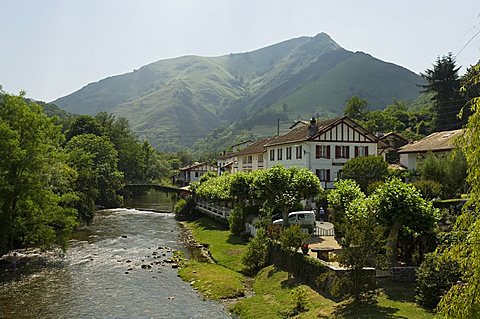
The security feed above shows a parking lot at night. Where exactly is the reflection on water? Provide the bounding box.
[0,205,230,318]
[124,189,177,212]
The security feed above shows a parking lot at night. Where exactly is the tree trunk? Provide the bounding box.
[386,222,401,267]
[282,207,289,227]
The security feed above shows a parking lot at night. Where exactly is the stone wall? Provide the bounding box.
[391,266,417,282]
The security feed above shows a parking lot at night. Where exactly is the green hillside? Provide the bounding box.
[53,33,424,152]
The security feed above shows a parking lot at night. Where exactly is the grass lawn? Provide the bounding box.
[183,217,247,272]
[178,261,245,300]
[231,266,435,319]
[231,265,336,318]
[183,217,434,319]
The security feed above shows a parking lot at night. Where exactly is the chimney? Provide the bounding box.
[308,117,317,136]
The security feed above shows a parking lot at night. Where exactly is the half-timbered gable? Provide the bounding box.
[264,116,379,189]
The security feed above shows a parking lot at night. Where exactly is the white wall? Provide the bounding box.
[266,140,378,189]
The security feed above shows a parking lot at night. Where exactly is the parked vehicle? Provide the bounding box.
[272,211,316,233]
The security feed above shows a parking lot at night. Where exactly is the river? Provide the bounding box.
[0,190,231,318]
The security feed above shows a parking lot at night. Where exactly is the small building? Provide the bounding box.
[177,162,218,186]
[398,129,463,170]
[264,116,379,189]
[377,132,409,164]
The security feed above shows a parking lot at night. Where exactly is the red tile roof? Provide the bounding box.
[234,136,279,156]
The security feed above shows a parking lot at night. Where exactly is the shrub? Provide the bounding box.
[242,228,270,271]
[291,286,309,313]
[341,155,388,192]
[415,252,461,309]
[413,180,443,200]
[174,197,194,219]
[228,206,245,235]
[366,181,384,195]
[279,224,309,253]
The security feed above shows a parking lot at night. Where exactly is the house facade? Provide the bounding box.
[177,162,218,186]
[398,129,463,170]
[233,137,278,173]
[264,117,379,189]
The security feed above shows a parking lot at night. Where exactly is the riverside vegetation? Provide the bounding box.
[176,213,434,319]
[0,89,188,256]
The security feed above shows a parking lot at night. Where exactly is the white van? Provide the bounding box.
[272,211,316,233]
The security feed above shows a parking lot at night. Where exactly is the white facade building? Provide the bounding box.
[264,117,379,189]
[398,129,463,170]
[233,137,278,173]
[177,162,218,185]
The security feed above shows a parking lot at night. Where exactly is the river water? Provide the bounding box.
[0,191,231,318]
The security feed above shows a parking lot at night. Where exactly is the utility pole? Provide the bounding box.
[277,118,280,136]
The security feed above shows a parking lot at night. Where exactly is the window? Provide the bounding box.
[295,145,303,159]
[195,172,199,177]
[258,154,264,163]
[245,155,252,164]
[277,148,283,160]
[316,145,330,159]
[288,215,296,223]
[297,214,305,220]
[355,146,369,157]
[286,147,292,160]
[316,169,330,182]
[335,145,350,159]
[269,149,275,161]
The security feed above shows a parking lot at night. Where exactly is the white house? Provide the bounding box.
[233,137,278,173]
[398,129,463,170]
[264,116,379,189]
[177,162,218,186]
[217,140,254,175]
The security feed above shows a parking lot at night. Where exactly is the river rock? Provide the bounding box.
[121,235,127,238]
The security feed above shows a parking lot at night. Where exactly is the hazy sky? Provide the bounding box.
[1,0,479,102]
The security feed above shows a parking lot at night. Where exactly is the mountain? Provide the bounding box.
[53,33,425,151]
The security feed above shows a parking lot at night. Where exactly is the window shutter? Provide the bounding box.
[327,145,331,159]
[315,169,320,178]
[346,146,350,159]
[335,146,340,158]
[365,146,369,156]
[327,170,331,182]
[316,145,320,159]
[355,146,359,157]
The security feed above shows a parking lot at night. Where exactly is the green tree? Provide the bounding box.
[344,96,368,121]
[341,155,388,192]
[436,63,480,319]
[66,134,124,224]
[253,166,321,227]
[421,53,464,131]
[417,150,467,198]
[336,197,382,303]
[242,227,270,271]
[371,178,438,266]
[327,179,365,238]
[65,115,103,141]
[0,92,78,254]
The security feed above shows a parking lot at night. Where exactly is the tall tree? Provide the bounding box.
[0,91,77,254]
[344,96,368,121]
[371,178,438,266]
[66,134,123,224]
[437,63,480,319]
[421,53,464,131]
